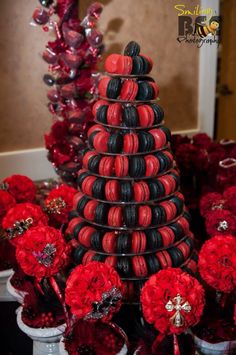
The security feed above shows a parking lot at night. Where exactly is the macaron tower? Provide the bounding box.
[68,41,198,302]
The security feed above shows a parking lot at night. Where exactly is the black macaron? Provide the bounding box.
[88,131,98,148]
[68,210,79,221]
[136,81,154,100]
[160,126,171,142]
[123,106,138,127]
[140,55,150,74]
[117,233,131,254]
[90,231,103,251]
[94,203,109,224]
[120,181,133,201]
[152,205,166,225]
[117,257,131,277]
[156,152,169,173]
[77,196,89,215]
[92,253,106,262]
[185,237,194,250]
[129,156,146,177]
[108,133,123,153]
[192,252,198,263]
[124,205,137,227]
[96,105,108,124]
[77,171,89,188]
[132,56,144,75]
[124,41,140,57]
[107,78,122,99]
[170,172,180,188]
[150,104,164,124]
[168,247,184,267]
[169,223,184,239]
[88,154,101,173]
[73,246,86,264]
[138,131,155,152]
[183,211,192,223]
[171,196,184,215]
[148,180,165,199]
[92,178,106,199]
[73,222,86,239]
[145,229,163,249]
[146,254,161,274]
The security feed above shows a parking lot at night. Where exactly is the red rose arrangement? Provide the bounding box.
[16,226,70,279]
[2,203,48,246]
[199,192,226,217]
[205,209,236,236]
[44,184,77,224]
[198,234,236,293]
[65,261,123,321]
[141,268,205,335]
[2,174,36,203]
[0,190,16,223]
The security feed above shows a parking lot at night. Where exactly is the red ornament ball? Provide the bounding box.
[205,209,236,236]
[44,184,77,224]
[65,261,123,321]
[141,268,205,335]
[198,234,236,293]
[3,175,36,203]
[0,190,16,223]
[16,226,70,279]
[2,203,48,246]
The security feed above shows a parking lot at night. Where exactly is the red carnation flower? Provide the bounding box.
[3,175,36,203]
[16,226,70,279]
[65,261,123,321]
[141,268,205,335]
[44,184,77,224]
[0,190,16,223]
[192,133,212,150]
[193,149,209,171]
[199,192,225,217]
[198,235,236,293]
[171,135,191,153]
[205,210,236,236]
[2,203,48,246]
[223,186,236,214]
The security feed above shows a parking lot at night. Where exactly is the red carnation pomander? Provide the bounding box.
[223,186,236,214]
[199,192,225,217]
[44,184,77,224]
[0,190,16,223]
[205,209,236,236]
[3,175,36,203]
[198,234,236,293]
[65,261,123,321]
[16,226,70,279]
[2,203,48,246]
[141,268,205,335]
[192,133,212,150]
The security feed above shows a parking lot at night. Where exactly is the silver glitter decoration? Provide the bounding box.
[217,220,228,231]
[32,243,56,267]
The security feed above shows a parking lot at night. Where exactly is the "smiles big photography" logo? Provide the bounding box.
[175,4,220,47]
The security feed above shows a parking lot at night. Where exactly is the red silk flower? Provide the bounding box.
[3,175,36,203]
[65,261,123,321]
[0,190,16,223]
[199,192,225,217]
[205,209,236,236]
[223,186,236,214]
[141,268,205,335]
[192,133,212,150]
[44,184,77,224]
[2,203,48,246]
[16,226,70,279]
[198,234,236,293]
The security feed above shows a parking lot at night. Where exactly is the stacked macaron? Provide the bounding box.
[69,41,197,302]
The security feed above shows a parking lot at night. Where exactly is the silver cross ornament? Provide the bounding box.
[165,293,191,327]
[217,220,228,231]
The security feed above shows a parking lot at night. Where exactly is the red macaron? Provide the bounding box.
[133,181,150,202]
[82,176,97,196]
[93,131,110,152]
[144,155,160,176]
[158,175,175,195]
[149,81,159,98]
[87,124,106,138]
[108,206,123,227]
[104,54,121,74]
[131,231,146,253]
[83,200,98,221]
[98,77,110,97]
[177,241,191,259]
[78,226,96,248]
[102,231,117,253]
[156,250,172,269]
[72,192,84,210]
[107,103,122,126]
[120,80,138,101]
[115,155,129,177]
[66,217,83,235]
[105,255,117,268]
[105,180,120,201]
[92,99,109,116]
[159,226,175,247]
[137,105,155,127]
[138,205,152,227]
[123,133,139,153]
[149,128,167,149]
[82,250,96,265]
[117,55,133,75]
[132,256,148,277]
[83,151,99,170]
[99,156,114,176]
